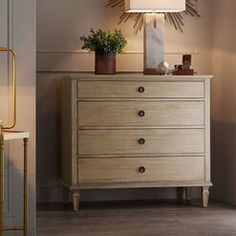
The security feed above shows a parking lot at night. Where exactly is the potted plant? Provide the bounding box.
[80,28,127,75]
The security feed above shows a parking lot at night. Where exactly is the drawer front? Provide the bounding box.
[78,101,204,127]
[78,81,204,98]
[78,157,205,183]
[78,129,204,156]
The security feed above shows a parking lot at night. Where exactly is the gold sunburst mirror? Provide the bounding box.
[106,0,200,33]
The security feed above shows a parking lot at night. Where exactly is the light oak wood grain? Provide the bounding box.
[61,75,212,210]
[78,157,205,183]
[204,79,211,183]
[76,181,212,190]
[69,74,211,81]
[61,79,78,186]
[78,129,205,156]
[78,101,205,127]
[77,81,205,98]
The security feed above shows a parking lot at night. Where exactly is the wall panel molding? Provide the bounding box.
[37,49,200,55]
[36,51,199,72]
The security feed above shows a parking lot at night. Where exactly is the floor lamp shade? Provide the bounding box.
[125,0,186,13]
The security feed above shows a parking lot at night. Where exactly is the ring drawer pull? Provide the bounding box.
[138,110,145,117]
[138,86,145,93]
[138,138,146,145]
[138,166,146,173]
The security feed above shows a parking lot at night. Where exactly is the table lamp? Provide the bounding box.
[0,48,16,134]
[125,0,186,74]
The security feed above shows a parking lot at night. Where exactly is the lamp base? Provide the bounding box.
[144,14,165,73]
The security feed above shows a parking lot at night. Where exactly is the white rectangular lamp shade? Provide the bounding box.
[125,0,186,13]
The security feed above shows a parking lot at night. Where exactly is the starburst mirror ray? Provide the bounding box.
[106,0,199,33]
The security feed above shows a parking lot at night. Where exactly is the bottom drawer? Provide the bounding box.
[78,157,205,183]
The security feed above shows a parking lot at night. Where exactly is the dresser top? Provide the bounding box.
[67,73,212,81]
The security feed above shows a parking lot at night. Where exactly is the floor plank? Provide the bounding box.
[37,201,236,236]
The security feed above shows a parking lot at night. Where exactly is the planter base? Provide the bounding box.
[95,53,116,75]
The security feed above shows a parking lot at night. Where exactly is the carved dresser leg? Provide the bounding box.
[202,186,210,208]
[185,187,192,201]
[72,191,80,211]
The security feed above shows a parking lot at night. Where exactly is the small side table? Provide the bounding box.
[0,131,29,236]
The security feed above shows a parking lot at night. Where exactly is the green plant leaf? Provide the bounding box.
[80,28,127,54]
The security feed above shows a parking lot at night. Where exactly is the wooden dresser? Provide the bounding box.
[61,74,212,210]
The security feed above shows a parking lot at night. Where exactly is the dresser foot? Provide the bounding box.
[185,187,192,201]
[72,191,80,211]
[202,186,210,208]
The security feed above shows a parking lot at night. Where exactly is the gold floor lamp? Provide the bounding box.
[0,47,29,236]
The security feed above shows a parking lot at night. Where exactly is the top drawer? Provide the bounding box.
[77,81,205,99]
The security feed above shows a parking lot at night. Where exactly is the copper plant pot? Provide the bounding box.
[95,52,116,75]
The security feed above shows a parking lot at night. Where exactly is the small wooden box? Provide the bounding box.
[172,68,194,75]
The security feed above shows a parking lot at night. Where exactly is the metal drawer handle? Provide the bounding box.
[138,86,145,93]
[138,166,146,173]
[138,110,145,117]
[138,138,146,145]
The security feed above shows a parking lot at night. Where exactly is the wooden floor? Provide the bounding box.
[37,201,236,236]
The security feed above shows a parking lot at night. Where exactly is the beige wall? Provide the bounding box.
[37,0,213,203]
[212,0,236,205]
[37,0,213,74]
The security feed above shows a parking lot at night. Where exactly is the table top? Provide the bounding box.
[0,131,30,141]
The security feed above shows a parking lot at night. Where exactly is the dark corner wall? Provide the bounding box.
[211,0,236,205]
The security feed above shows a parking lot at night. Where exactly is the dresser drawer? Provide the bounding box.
[78,101,204,127]
[78,129,204,156]
[78,157,205,183]
[78,81,204,98]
